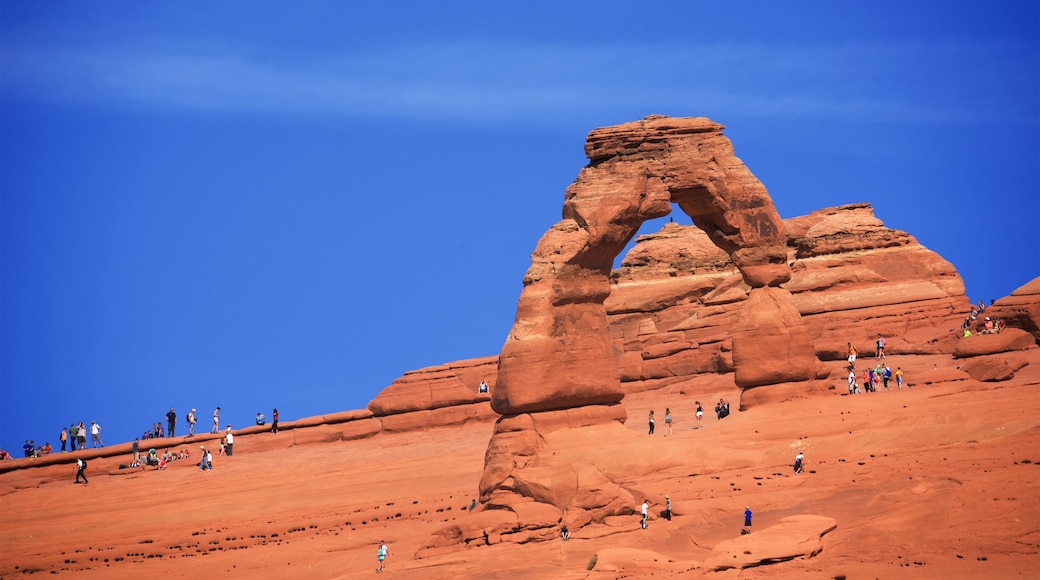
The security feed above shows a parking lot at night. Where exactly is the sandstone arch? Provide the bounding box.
[471,116,819,543]
[492,116,815,419]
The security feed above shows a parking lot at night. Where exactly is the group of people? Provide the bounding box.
[11,405,284,479]
[18,421,101,459]
[59,421,103,453]
[648,399,731,436]
[128,441,192,470]
[633,496,752,534]
[960,299,1006,337]
[847,363,903,394]
[846,335,905,394]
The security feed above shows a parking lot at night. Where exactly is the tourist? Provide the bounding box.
[896,367,904,389]
[70,423,79,451]
[641,499,649,529]
[847,342,858,368]
[166,407,177,437]
[875,333,886,360]
[848,369,857,394]
[256,412,266,426]
[648,410,655,435]
[75,458,89,484]
[794,452,804,474]
[743,506,753,534]
[187,408,197,436]
[882,365,892,390]
[90,421,103,448]
[695,401,704,428]
[212,407,221,433]
[478,380,489,393]
[664,495,672,521]
[664,407,673,436]
[560,525,570,541]
[225,426,234,456]
[271,408,279,434]
[77,422,87,450]
[60,427,68,452]
[717,398,730,419]
[376,540,389,572]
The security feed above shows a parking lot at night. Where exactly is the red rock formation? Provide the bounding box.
[481,116,817,541]
[985,277,1040,342]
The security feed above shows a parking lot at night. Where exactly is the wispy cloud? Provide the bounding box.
[2,39,1034,126]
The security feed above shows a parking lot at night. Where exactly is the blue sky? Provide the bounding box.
[2,2,1037,455]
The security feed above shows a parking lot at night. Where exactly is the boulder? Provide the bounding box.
[982,277,1040,343]
[704,514,837,571]
[952,328,1036,358]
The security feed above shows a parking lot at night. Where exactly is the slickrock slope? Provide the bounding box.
[2,353,1037,579]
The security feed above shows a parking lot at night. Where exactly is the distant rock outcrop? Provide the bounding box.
[608,203,978,398]
[985,277,1040,342]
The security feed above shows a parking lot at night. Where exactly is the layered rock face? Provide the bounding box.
[608,203,994,402]
[479,116,818,539]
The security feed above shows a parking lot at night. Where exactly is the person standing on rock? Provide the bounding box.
[848,369,857,394]
[187,408,197,436]
[875,333,887,360]
[847,342,857,369]
[271,408,279,434]
[794,452,804,474]
[896,367,904,389]
[224,426,234,456]
[211,407,221,433]
[90,421,103,448]
[664,408,673,436]
[648,410,655,435]
[376,540,388,572]
[695,402,704,428]
[77,422,88,449]
[641,499,649,529]
[60,427,68,452]
[166,407,177,437]
[664,495,672,521]
[743,506,753,534]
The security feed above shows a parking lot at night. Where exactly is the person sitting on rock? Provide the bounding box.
[561,525,570,541]
[256,412,266,426]
[146,448,160,467]
[478,380,489,393]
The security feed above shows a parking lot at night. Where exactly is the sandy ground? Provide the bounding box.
[2,353,1038,579]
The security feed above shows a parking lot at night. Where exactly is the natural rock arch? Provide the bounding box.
[491,116,816,419]
[465,116,819,544]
